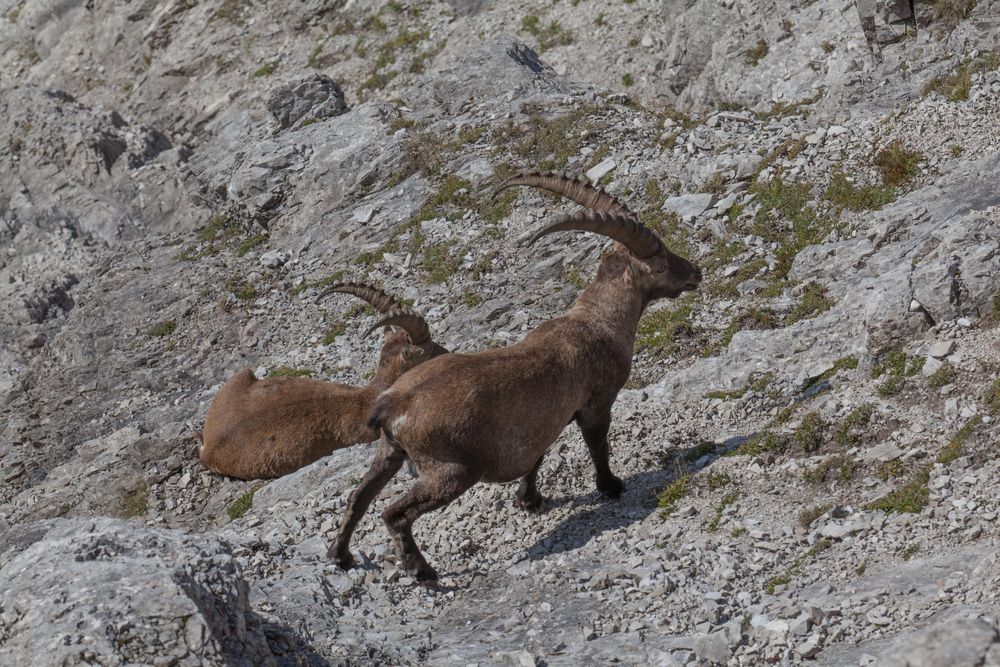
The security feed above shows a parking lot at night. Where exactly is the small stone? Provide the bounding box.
[352,205,375,224]
[259,250,285,268]
[585,158,616,183]
[929,341,955,358]
[922,356,944,377]
[582,627,597,641]
[662,193,714,218]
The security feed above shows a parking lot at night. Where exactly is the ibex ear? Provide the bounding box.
[400,346,416,362]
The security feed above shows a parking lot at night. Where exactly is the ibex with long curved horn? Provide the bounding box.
[198,283,448,480]
[330,172,702,580]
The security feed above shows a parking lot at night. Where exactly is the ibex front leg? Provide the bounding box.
[577,412,623,498]
[330,438,406,569]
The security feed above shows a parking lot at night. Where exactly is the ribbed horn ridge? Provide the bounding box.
[315,282,401,313]
[527,209,664,260]
[365,310,430,345]
[492,171,633,216]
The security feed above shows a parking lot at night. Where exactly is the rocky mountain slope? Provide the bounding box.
[1,0,999,665]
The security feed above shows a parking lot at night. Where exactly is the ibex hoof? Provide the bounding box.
[401,555,438,582]
[598,476,623,499]
[516,492,545,512]
[331,548,356,570]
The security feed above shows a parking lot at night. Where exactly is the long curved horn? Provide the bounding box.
[315,282,400,312]
[527,209,664,260]
[365,310,430,345]
[493,171,633,216]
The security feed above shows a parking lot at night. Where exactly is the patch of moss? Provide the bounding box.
[866,466,931,514]
[900,542,921,560]
[269,367,314,378]
[226,483,263,520]
[622,72,634,87]
[462,289,482,307]
[147,320,177,337]
[786,282,835,324]
[122,483,149,518]
[253,62,275,78]
[744,39,769,65]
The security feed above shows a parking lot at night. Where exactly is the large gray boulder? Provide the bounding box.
[0,518,281,666]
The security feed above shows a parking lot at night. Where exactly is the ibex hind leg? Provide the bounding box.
[515,454,545,512]
[330,438,406,569]
[576,413,623,499]
[381,467,476,582]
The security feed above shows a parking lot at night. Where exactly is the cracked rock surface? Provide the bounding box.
[1,0,999,665]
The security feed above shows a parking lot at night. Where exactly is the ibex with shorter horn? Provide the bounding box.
[198,283,447,480]
[331,172,702,580]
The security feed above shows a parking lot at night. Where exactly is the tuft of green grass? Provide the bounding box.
[421,240,461,283]
[874,140,923,189]
[719,307,781,348]
[322,322,347,346]
[621,72,634,87]
[707,472,731,490]
[225,276,258,301]
[938,415,982,464]
[806,355,859,390]
[520,15,574,52]
[984,378,1000,415]
[765,574,790,595]
[290,270,346,296]
[834,403,874,447]
[147,320,177,337]
[866,466,931,514]
[825,171,896,211]
[707,491,740,532]
[227,483,263,520]
[657,475,690,517]
[928,363,956,389]
[462,289,482,308]
[728,430,787,457]
[253,62,275,78]
[237,234,268,257]
[749,177,836,281]
[636,303,694,354]
[794,412,825,453]
[900,542,921,560]
[122,483,149,518]
[786,282,835,324]
[744,39,769,65]
[803,454,856,484]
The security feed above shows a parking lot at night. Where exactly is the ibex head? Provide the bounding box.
[494,172,702,304]
[316,282,448,381]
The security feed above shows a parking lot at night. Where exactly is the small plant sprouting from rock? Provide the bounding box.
[237,234,267,257]
[147,320,177,337]
[937,414,982,464]
[122,482,149,518]
[322,322,347,346]
[794,412,825,453]
[866,466,931,514]
[636,302,694,354]
[900,543,921,561]
[225,276,258,301]
[707,491,739,532]
[658,475,690,517]
[520,15,574,52]
[834,403,874,447]
[798,504,830,528]
[227,483,263,520]
[928,363,956,389]
[874,140,923,189]
[744,39,769,65]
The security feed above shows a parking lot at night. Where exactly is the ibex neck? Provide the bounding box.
[571,278,647,337]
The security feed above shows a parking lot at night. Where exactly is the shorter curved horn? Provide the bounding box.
[527,209,664,260]
[365,310,430,345]
[315,282,401,313]
[493,171,633,216]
